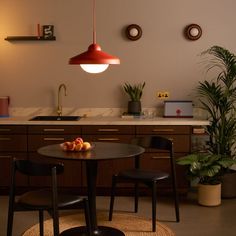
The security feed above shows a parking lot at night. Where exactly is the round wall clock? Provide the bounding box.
[185,24,202,40]
[125,24,142,41]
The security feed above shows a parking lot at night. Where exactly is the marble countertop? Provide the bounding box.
[0,116,209,126]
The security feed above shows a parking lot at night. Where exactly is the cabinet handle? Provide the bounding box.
[0,128,11,132]
[0,155,12,158]
[98,129,119,132]
[152,129,174,132]
[43,138,65,141]
[97,138,120,141]
[43,129,65,132]
[0,137,11,141]
[152,156,170,159]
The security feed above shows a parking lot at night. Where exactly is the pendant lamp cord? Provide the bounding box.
[93,0,96,44]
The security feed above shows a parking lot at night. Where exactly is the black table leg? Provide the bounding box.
[60,160,125,236]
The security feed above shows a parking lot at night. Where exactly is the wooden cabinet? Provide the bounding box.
[28,125,83,188]
[136,125,191,193]
[0,123,193,195]
[81,125,136,192]
[0,125,28,189]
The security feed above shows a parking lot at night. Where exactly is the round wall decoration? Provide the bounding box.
[185,24,202,40]
[125,24,142,41]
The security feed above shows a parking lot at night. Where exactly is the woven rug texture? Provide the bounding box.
[23,211,175,236]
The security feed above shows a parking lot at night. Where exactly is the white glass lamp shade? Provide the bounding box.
[80,64,109,73]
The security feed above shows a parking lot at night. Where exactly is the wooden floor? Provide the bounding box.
[1,192,236,236]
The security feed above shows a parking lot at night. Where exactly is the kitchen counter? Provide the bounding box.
[0,116,209,126]
[0,115,209,195]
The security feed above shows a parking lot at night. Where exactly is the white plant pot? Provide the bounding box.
[198,183,221,206]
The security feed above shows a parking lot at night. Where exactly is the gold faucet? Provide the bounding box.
[57,83,67,116]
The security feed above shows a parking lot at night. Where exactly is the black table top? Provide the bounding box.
[38,142,145,161]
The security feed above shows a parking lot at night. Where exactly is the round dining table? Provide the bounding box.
[38,142,145,236]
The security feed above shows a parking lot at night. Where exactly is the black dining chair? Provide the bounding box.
[7,158,91,236]
[109,136,180,232]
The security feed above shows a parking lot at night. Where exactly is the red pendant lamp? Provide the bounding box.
[69,0,120,74]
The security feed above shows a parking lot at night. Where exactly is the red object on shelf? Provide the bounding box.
[37,24,40,39]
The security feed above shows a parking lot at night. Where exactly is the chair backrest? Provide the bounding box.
[9,159,64,235]
[131,136,176,178]
[131,136,173,154]
[14,159,64,176]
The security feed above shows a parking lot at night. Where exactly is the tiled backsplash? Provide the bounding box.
[9,107,207,119]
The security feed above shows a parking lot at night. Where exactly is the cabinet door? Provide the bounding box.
[0,126,28,190]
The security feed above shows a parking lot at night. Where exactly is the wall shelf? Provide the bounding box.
[5,36,56,41]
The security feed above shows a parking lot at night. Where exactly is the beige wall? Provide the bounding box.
[0,0,236,110]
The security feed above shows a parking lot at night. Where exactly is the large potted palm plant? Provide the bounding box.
[194,45,236,198]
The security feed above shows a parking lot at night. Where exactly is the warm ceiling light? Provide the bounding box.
[69,0,120,73]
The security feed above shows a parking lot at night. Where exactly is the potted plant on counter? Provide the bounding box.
[195,45,236,198]
[177,153,236,206]
[123,82,145,115]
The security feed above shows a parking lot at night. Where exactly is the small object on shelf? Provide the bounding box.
[37,23,41,39]
[42,25,54,39]
[5,24,56,41]
[5,36,56,41]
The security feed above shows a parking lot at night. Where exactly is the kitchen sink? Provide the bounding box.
[29,115,81,121]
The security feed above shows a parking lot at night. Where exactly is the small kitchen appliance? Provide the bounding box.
[0,96,10,117]
[164,100,193,118]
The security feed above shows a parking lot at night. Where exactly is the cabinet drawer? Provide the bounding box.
[136,125,191,134]
[0,125,27,134]
[28,134,80,151]
[82,135,135,143]
[82,125,135,134]
[0,135,27,151]
[28,125,81,134]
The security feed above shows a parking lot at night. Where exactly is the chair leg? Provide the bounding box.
[172,179,180,222]
[39,210,44,236]
[134,182,139,213]
[84,199,92,236]
[109,175,117,221]
[52,208,60,236]
[7,208,14,236]
[151,181,157,232]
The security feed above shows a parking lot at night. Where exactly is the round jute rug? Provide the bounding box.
[23,211,175,236]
